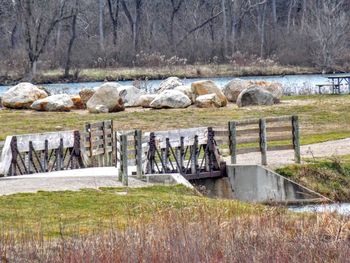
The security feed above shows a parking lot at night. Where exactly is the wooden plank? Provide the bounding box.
[213,130,229,137]
[265,116,292,123]
[8,131,76,152]
[236,128,260,136]
[267,145,294,151]
[237,147,261,154]
[236,119,260,126]
[266,126,292,133]
[267,134,293,142]
[236,136,260,144]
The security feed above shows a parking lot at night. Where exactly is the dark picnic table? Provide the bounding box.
[317,74,350,94]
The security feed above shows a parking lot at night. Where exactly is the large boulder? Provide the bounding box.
[174,85,196,103]
[2,82,48,109]
[31,94,74,111]
[79,88,95,107]
[87,83,125,113]
[252,81,283,103]
[191,80,227,107]
[195,94,222,108]
[237,87,275,107]
[222,79,251,102]
[150,90,191,109]
[117,85,146,107]
[137,94,158,108]
[156,77,183,94]
[70,95,85,109]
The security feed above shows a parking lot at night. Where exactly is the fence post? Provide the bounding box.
[292,115,301,164]
[135,129,143,178]
[228,121,237,164]
[259,118,267,166]
[119,134,128,186]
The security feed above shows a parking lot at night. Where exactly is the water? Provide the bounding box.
[290,203,350,215]
[1,73,350,96]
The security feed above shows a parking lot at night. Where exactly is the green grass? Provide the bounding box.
[276,155,350,202]
[1,95,350,144]
[0,185,263,237]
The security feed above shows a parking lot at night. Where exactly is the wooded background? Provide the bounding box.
[0,0,349,77]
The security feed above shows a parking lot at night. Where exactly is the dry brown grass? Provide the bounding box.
[0,208,349,262]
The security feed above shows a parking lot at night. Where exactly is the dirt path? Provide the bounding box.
[230,138,350,168]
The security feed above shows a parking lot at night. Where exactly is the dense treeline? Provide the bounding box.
[0,0,349,78]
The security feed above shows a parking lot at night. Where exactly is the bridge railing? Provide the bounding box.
[0,115,300,178]
[212,115,300,165]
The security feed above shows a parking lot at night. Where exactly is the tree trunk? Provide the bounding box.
[99,0,104,51]
[271,0,277,25]
[64,5,78,78]
[221,0,227,58]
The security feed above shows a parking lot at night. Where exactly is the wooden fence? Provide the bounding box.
[0,116,300,179]
[84,120,114,167]
[213,116,300,165]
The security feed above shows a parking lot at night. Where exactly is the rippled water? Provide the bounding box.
[290,203,350,215]
[1,73,350,96]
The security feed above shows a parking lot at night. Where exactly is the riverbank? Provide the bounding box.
[0,64,320,85]
[277,155,350,202]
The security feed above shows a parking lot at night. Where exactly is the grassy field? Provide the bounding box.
[0,185,349,262]
[1,64,318,85]
[1,95,350,144]
[0,185,263,238]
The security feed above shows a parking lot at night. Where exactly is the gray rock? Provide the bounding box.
[222,79,250,102]
[95,105,109,113]
[87,83,125,113]
[191,80,228,107]
[2,82,48,109]
[137,94,158,108]
[174,85,196,103]
[195,93,222,108]
[150,90,191,109]
[156,77,183,93]
[117,85,146,107]
[31,94,74,111]
[237,87,275,107]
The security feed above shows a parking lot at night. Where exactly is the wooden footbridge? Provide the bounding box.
[0,116,300,184]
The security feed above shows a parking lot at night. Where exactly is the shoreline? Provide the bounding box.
[0,64,327,86]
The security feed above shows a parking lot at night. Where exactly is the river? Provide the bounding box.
[1,73,350,96]
[290,203,350,215]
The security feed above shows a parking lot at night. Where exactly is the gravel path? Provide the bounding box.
[231,138,350,168]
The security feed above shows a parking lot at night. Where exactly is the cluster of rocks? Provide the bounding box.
[0,77,284,113]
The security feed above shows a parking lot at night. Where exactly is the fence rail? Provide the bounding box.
[0,116,300,181]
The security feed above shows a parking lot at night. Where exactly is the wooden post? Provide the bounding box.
[146,132,156,174]
[228,121,237,164]
[120,134,128,186]
[259,119,267,166]
[114,132,119,168]
[191,135,198,176]
[85,123,93,167]
[135,129,143,178]
[10,136,18,176]
[292,115,301,164]
[28,141,33,174]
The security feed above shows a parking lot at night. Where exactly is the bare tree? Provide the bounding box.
[305,0,348,69]
[64,0,79,77]
[99,0,105,50]
[16,0,73,78]
[121,0,143,55]
[107,0,120,46]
